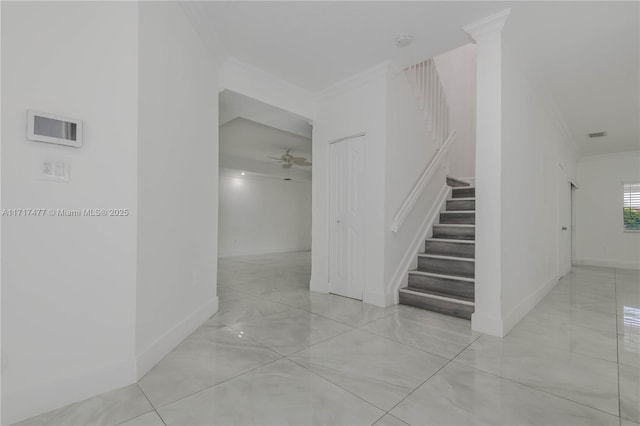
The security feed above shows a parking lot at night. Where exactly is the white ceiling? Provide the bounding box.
[502,2,639,156]
[195,1,638,156]
[219,117,312,180]
[220,90,312,138]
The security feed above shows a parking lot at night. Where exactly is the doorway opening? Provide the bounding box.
[217,90,313,301]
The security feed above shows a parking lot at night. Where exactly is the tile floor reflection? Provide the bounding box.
[14,253,640,426]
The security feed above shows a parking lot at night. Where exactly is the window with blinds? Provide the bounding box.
[623,182,640,231]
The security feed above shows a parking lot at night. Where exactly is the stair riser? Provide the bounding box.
[446,199,475,211]
[452,188,475,198]
[399,292,473,320]
[408,275,474,300]
[417,257,475,278]
[440,212,475,225]
[425,240,475,258]
[432,226,475,240]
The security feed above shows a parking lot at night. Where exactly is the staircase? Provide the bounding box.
[399,176,475,320]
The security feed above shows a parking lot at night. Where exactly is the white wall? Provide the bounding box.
[575,151,640,269]
[136,1,219,377]
[218,173,311,257]
[434,44,477,179]
[383,66,447,305]
[1,2,139,422]
[220,58,316,121]
[467,10,577,336]
[311,63,389,306]
[498,23,577,334]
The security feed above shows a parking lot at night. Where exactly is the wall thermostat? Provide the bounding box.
[27,110,83,148]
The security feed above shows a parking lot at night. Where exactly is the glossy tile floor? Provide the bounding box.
[16,252,640,426]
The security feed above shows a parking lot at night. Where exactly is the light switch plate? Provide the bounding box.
[39,157,70,182]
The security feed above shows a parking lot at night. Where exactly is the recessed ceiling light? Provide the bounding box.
[395,34,413,48]
[588,131,607,138]
[241,172,246,176]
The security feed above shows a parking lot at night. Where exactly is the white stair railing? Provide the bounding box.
[391,58,454,233]
[405,59,450,150]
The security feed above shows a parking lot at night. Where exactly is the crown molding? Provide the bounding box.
[178,1,228,67]
[463,8,511,41]
[315,61,397,101]
[578,149,640,163]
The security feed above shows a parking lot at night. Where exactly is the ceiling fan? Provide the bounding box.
[267,149,312,168]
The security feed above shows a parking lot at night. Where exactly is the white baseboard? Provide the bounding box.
[386,183,450,305]
[2,357,137,425]
[575,258,640,270]
[218,246,311,258]
[2,298,219,425]
[502,275,559,335]
[309,275,329,294]
[471,313,505,337]
[136,297,219,379]
[364,289,387,308]
[472,276,560,337]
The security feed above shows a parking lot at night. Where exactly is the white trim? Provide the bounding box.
[392,131,456,232]
[471,313,505,337]
[363,289,387,308]
[441,210,476,214]
[433,224,476,228]
[136,297,218,379]
[408,270,475,283]
[463,8,511,40]
[448,197,476,201]
[502,275,559,335]
[2,357,136,425]
[223,57,313,102]
[399,288,475,306]
[309,276,329,294]
[218,247,311,258]
[578,150,640,163]
[220,57,315,120]
[316,61,397,101]
[425,238,475,244]
[418,254,475,262]
[328,132,366,145]
[178,1,227,66]
[575,258,640,270]
[386,184,450,305]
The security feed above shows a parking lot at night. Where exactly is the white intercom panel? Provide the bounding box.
[27,110,83,148]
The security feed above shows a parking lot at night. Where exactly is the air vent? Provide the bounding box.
[589,131,607,138]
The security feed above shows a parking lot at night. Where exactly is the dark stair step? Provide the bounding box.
[425,238,475,258]
[452,187,475,198]
[408,270,475,301]
[432,224,475,240]
[440,211,475,225]
[417,254,475,278]
[447,198,475,211]
[399,288,474,320]
[446,176,471,188]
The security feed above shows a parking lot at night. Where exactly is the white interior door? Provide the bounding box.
[329,135,365,300]
[558,164,572,276]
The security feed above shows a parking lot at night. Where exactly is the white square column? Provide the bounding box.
[464,9,510,336]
